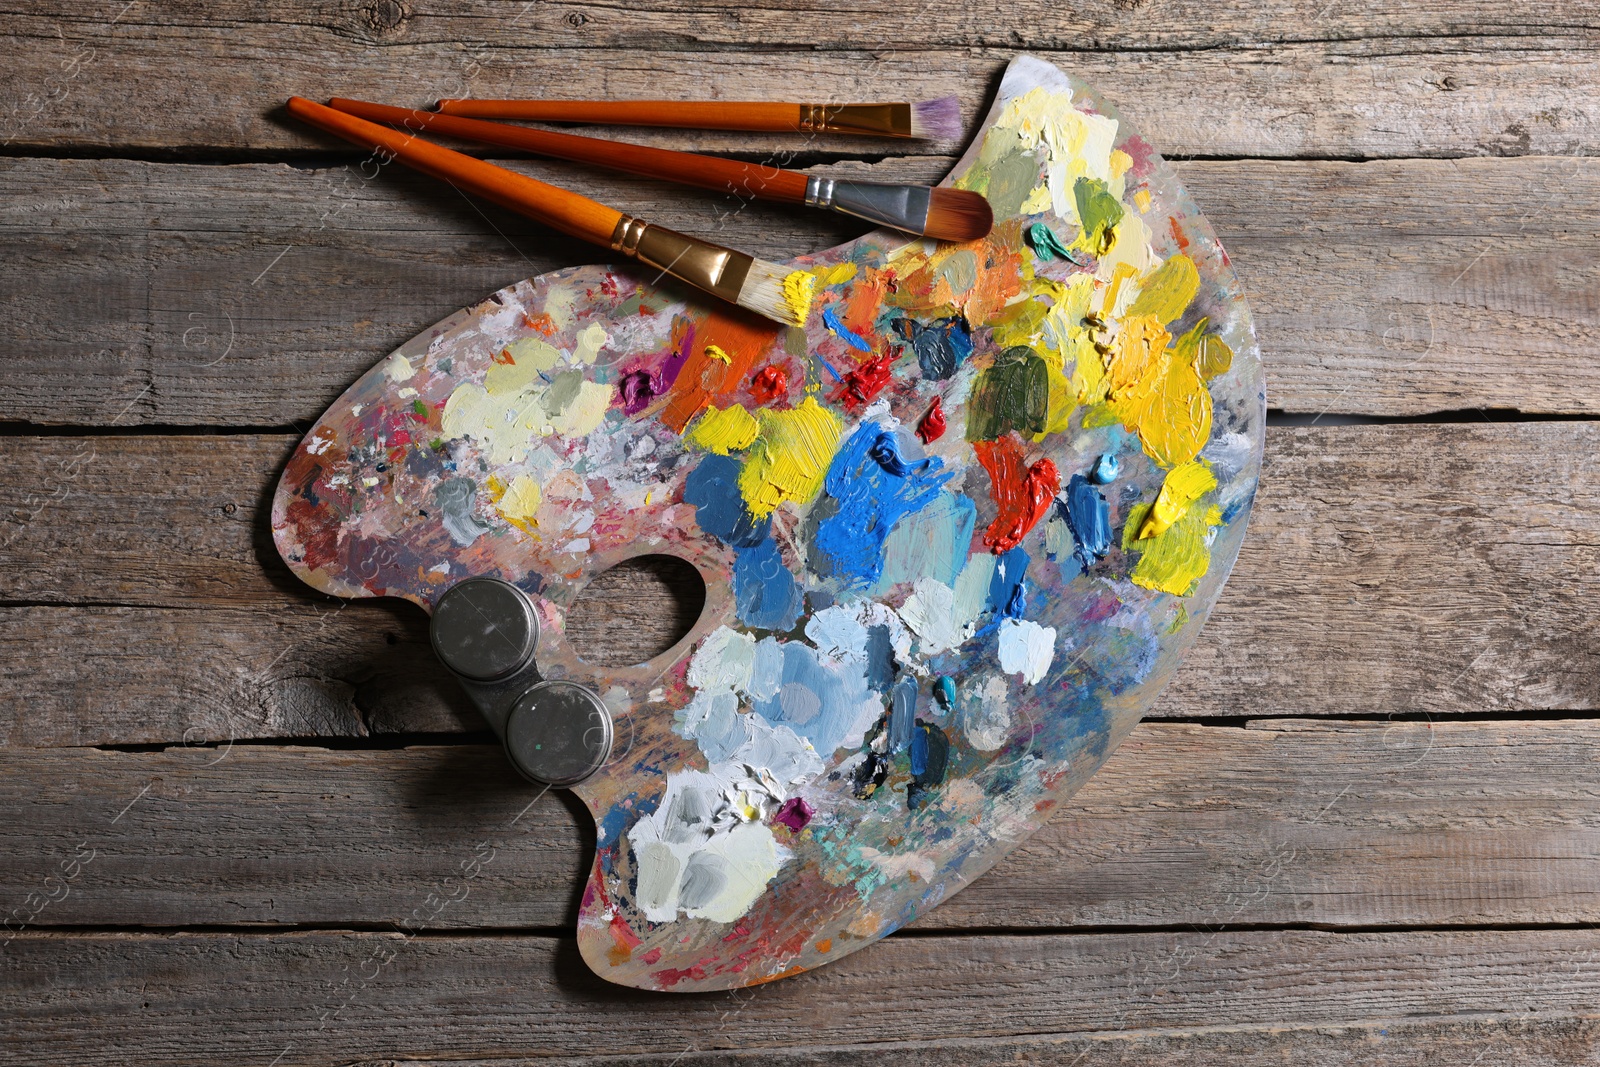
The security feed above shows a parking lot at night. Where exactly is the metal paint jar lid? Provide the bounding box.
[505,681,612,788]
[429,577,539,682]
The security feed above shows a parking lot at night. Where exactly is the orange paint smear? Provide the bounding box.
[975,433,1060,553]
[659,311,781,432]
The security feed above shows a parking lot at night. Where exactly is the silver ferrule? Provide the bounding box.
[803,178,933,236]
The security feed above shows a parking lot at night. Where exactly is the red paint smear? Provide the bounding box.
[609,912,642,950]
[659,311,780,432]
[916,397,947,444]
[285,492,338,572]
[721,922,752,944]
[830,352,894,410]
[641,947,662,965]
[974,434,1060,553]
[1168,216,1191,253]
[749,364,789,405]
[652,954,720,989]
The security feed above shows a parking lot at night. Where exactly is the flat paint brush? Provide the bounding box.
[284,97,804,328]
[433,97,962,141]
[328,98,992,242]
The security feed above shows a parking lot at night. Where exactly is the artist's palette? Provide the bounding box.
[273,54,1264,990]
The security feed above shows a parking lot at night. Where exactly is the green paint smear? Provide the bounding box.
[411,398,429,417]
[1074,177,1125,254]
[959,130,1038,219]
[966,346,1050,442]
[1026,222,1077,263]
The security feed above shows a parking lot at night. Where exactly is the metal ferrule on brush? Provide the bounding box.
[805,177,933,235]
[610,216,752,304]
[798,103,912,138]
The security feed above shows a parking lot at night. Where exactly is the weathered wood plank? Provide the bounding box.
[3,155,1597,426]
[3,13,1598,156]
[8,0,1599,56]
[3,720,1597,931]
[272,1017,1600,1067]
[1,423,1597,745]
[5,926,1600,1066]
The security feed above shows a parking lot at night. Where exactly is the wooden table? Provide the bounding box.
[4,3,1598,1063]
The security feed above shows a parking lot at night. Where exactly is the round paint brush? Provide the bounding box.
[284,97,805,328]
[433,97,963,141]
[327,98,993,243]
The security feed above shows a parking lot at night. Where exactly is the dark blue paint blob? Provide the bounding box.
[894,316,972,381]
[889,677,917,753]
[1061,473,1112,569]
[684,453,769,548]
[865,624,896,694]
[822,306,872,352]
[986,545,1031,617]
[814,423,954,589]
[731,539,803,631]
[908,722,950,810]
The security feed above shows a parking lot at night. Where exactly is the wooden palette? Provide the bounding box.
[271,54,1264,991]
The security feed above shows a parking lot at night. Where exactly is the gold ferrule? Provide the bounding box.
[610,217,751,305]
[797,103,912,138]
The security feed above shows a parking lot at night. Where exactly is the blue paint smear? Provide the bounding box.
[750,642,871,755]
[889,677,917,753]
[894,316,972,380]
[822,306,872,352]
[933,676,956,710]
[732,540,803,631]
[986,545,1031,616]
[685,453,769,548]
[865,624,896,693]
[872,491,976,593]
[1061,474,1112,569]
[814,424,954,589]
[909,719,929,775]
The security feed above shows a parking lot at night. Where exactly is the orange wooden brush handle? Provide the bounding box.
[329,98,811,203]
[436,99,806,133]
[285,97,622,247]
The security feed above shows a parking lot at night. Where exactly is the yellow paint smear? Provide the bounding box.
[1138,461,1217,539]
[1105,312,1213,469]
[1124,500,1222,597]
[495,474,543,535]
[738,396,842,518]
[688,403,759,455]
[1126,255,1199,325]
[810,261,859,288]
[1134,189,1153,213]
[704,344,732,365]
[782,270,816,324]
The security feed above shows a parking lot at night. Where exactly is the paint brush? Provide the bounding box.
[327,98,993,242]
[284,97,804,328]
[433,97,963,141]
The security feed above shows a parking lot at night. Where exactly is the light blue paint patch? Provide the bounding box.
[732,540,804,631]
[872,490,977,593]
[750,642,872,756]
[747,637,784,702]
[815,423,954,590]
[822,306,872,352]
[889,677,917,753]
[1090,453,1119,484]
[934,676,956,711]
[1062,474,1112,569]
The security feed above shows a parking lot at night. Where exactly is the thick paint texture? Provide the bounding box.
[272,55,1263,994]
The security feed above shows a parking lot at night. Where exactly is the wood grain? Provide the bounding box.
[5,925,1600,1066]
[2,156,1597,427]
[3,16,1598,157]
[3,422,1597,745]
[3,720,1598,931]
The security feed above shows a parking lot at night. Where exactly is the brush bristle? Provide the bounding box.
[909,96,961,140]
[737,258,807,328]
[924,188,994,242]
